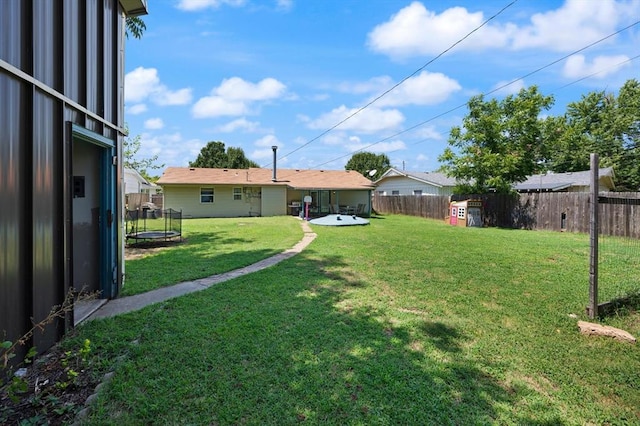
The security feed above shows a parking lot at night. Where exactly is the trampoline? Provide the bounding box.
[126,207,182,244]
[309,214,370,226]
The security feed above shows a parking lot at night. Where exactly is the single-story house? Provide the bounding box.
[157,167,375,218]
[1,0,148,356]
[373,168,457,196]
[375,167,616,195]
[124,167,158,194]
[513,168,615,193]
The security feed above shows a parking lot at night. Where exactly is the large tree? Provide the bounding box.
[345,152,390,180]
[614,79,640,190]
[544,79,640,190]
[544,91,620,173]
[439,86,554,194]
[190,141,259,169]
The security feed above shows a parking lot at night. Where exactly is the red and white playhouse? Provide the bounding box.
[448,200,483,227]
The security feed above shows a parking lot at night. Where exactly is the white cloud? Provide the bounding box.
[337,76,394,94]
[375,71,461,107]
[176,0,246,11]
[254,134,280,148]
[155,88,193,106]
[125,67,192,106]
[345,138,406,154]
[125,67,160,103]
[276,0,293,11]
[367,2,512,59]
[321,133,347,146]
[216,77,286,101]
[562,54,631,79]
[368,1,640,60]
[144,118,164,130]
[192,77,287,118]
[193,97,248,118]
[251,147,279,160]
[511,0,636,52]
[308,105,404,133]
[127,104,147,115]
[412,125,443,141]
[216,118,262,133]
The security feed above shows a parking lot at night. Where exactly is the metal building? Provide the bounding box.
[0,1,148,355]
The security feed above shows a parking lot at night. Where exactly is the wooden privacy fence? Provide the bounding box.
[125,193,164,210]
[373,192,640,238]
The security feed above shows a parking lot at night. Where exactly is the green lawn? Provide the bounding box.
[72,215,639,425]
[121,216,303,296]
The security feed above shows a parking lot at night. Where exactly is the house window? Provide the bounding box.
[200,187,214,203]
[233,187,242,200]
[377,190,384,196]
[392,190,400,195]
[413,190,422,196]
[457,207,465,218]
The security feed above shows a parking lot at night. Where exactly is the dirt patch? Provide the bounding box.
[1,342,101,425]
[125,240,184,260]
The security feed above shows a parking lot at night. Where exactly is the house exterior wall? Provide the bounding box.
[0,0,132,355]
[124,170,143,194]
[375,176,453,196]
[163,185,263,218]
[261,186,287,216]
[163,184,370,218]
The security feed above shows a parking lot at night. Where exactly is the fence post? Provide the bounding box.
[588,153,599,318]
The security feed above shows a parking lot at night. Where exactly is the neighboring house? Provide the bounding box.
[124,167,158,194]
[374,167,616,196]
[0,1,148,354]
[157,167,375,218]
[374,168,457,196]
[513,168,615,193]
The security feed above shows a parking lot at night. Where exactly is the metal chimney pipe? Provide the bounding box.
[271,146,278,182]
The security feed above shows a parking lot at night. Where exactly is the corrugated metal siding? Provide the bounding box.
[104,0,115,124]
[86,0,99,115]
[33,1,62,91]
[63,0,86,105]
[0,1,28,70]
[0,73,30,347]
[32,90,65,350]
[0,0,130,356]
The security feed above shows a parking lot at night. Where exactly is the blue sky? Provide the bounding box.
[124,0,640,174]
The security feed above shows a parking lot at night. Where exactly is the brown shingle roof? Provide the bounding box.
[156,167,375,190]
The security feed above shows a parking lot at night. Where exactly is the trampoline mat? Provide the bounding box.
[127,231,181,239]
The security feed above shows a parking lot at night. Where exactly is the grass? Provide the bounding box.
[121,216,303,296]
[71,215,640,425]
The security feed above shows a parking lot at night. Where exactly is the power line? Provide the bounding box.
[312,21,640,170]
[263,0,520,167]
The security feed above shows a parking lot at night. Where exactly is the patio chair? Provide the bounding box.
[355,203,365,215]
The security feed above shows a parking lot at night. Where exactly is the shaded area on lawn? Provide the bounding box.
[77,250,565,425]
[122,217,303,296]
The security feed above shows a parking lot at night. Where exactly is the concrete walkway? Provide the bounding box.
[83,220,316,322]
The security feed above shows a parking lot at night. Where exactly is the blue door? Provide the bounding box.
[71,125,118,299]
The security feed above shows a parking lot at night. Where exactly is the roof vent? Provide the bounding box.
[272,146,278,182]
[189,168,195,171]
